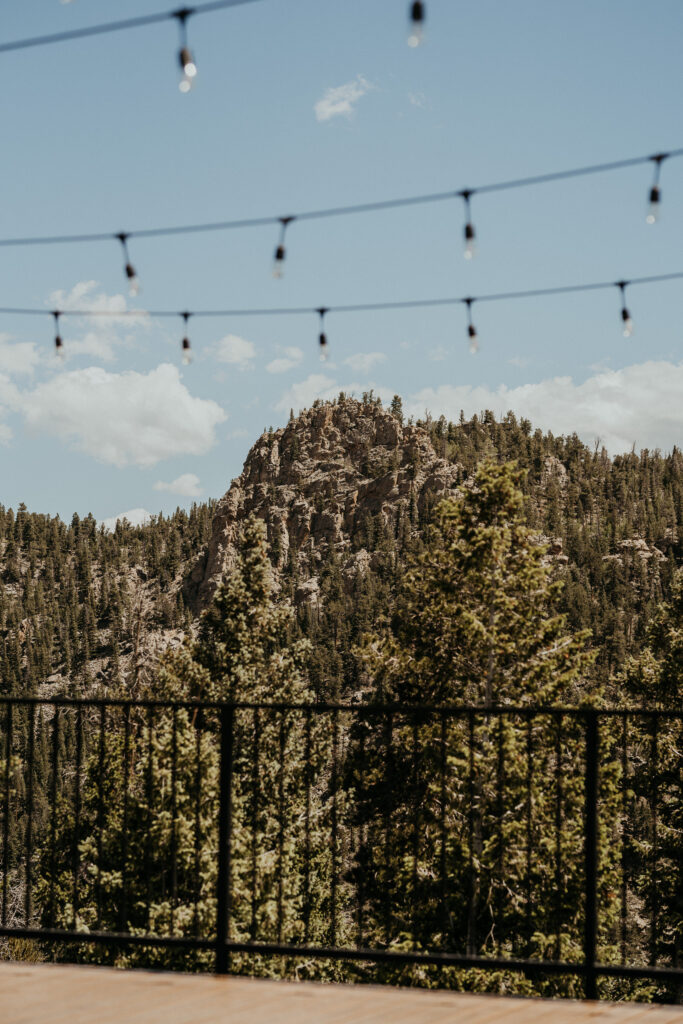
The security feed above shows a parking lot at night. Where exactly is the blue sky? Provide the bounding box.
[1,0,683,523]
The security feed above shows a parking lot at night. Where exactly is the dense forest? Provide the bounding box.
[2,399,681,701]
[1,399,682,1000]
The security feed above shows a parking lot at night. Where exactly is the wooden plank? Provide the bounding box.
[2,963,683,1024]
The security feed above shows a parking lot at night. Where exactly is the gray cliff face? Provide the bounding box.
[186,397,462,609]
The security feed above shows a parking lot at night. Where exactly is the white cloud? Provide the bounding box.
[18,363,226,467]
[213,334,256,370]
[266,347,304,374]
[314,75,372,122]
[275,373,393,415]
[0,334,40,376]
[47,281,150,362]
[405,360,683,456]
[101,508,152,531]
[275,373,339,413]
[343,352,387,373]
[153,472,202,497]
[408,91,427,108]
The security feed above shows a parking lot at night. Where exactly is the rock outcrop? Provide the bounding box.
[186,396,462,609]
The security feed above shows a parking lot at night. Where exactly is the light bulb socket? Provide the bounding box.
[649,185,661,205]
[55,335,63,350]
[468,324,477,340]
[464,222,475,242]
[274,245,285,262]
[125,263,136,280]
[411,2,424,24]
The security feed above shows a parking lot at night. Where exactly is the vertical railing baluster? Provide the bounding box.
[356,716,366,950]
[330,708,339,947]
[72,705,83,929]
[411,713,419,950]
[96,705,106,931]
[650,714,659,967]
[216,704,235,974]
[193,706,202,938]
[620,712,628,965]
[439,711,448,946]
[277,710,286,944]
[303,709,311,946]
[496,714,505,956]
[49,706,60,928]
[584,710,599,1001]
[2,703,13,926]
[25,703,35,926]
[120,705,130,933]
[383,711,393,948]
[250,708,260,941]
[555,713,564,960]
[466,710,476,956]
[170,706,178,935]
[525,714,533,954]
[145,706,154,933]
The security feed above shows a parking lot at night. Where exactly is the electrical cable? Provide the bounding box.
[0,149,679,251]
[1,269,680,320]
[0,0,263,55]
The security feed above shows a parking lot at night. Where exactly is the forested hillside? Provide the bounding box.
[1,394,682,699]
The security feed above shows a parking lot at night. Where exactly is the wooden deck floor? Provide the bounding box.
[4,963,683,1024]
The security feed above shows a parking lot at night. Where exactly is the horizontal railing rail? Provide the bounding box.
[0,698,681,1002]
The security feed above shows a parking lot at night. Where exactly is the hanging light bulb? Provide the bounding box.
[461,191,476,260]
[52,311,63,358]
[175,9,197,93]
[317,307,329,360]
[408,1,425,47]
[181,312,192,364]
[646,154,666,224]
[273,216,294,278]
[116,233,140,296]
[465,298,478,353]
[617,282,633,338]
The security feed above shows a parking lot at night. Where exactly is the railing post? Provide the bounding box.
[583,710,599,1000]
[216,704,235,974]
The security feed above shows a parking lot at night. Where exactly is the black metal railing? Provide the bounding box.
[0,697,682,1001]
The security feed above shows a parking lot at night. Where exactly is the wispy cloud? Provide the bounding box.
[0,334,41,376]
[153,472,202,497]
[266,346,304,374]
[314,75,372,122]
[212,334,256,370]
[47,281,150,362]
[406,360,683,456]
[100,508,152,531]
[343,352,387,373]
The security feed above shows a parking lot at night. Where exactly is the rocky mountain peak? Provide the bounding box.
[187,394,462,608]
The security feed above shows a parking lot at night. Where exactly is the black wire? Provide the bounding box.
[0,0,263,55]
[1,269,681,321]
[0,149,680,250]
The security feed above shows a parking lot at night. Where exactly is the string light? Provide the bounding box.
[461,190,476,260]
[616,281,633,337]
[464,298,478,353]
[1,147,681,268]
[317,307,329,360]
[116,233,140,296]
[408,2,425,47]
[273,217,294,278]
[52,311,63,357]
[175,9,197,93]
[180,311,192,363]
[5,269,683,358]
[646,154,666,224]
